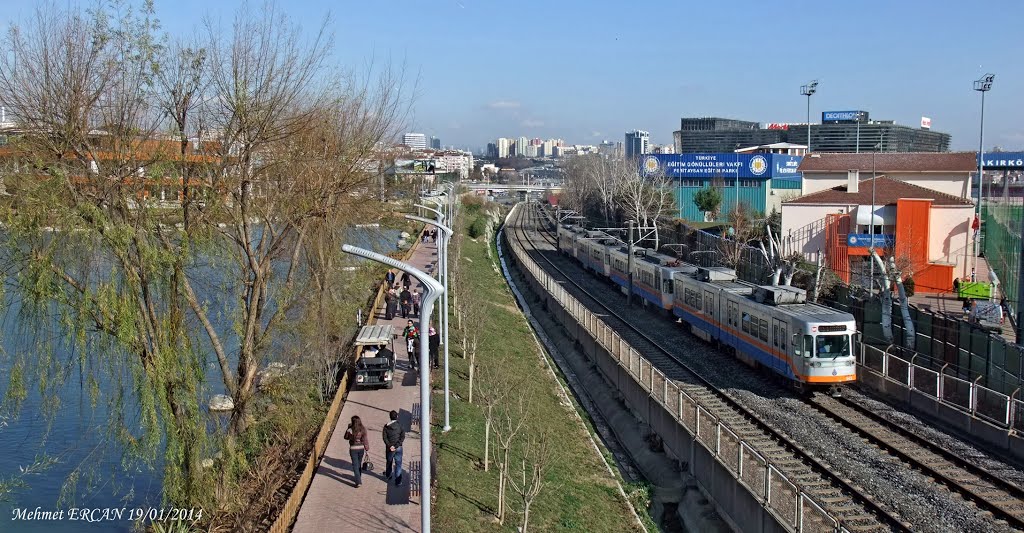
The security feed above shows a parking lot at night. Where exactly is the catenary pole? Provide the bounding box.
[341,245,442,533]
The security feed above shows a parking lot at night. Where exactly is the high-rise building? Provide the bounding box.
[486,142,498,158]
[541,139,554,157]
[497,138,510,158]
[515,136,529,157]
[430,136,441,150]
[625,130,650,159]
[525,145,539,157]
[403,132,427,150]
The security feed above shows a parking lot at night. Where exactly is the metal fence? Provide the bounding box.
[507,214,841,532]
[858,343,1022,431]
[983,198,1021,322]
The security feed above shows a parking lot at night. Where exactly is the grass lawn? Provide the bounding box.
[432,213,642,533]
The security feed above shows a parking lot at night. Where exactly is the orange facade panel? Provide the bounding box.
[825,213,851,284]
[915,263,955,293]
[895,199,931,267]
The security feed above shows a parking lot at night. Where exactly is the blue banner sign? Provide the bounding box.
[846,233,895,248]
[640,153,802,179]
[979,152,1024,169]
[822,110,862,122]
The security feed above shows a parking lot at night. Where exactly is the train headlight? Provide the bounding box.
[356,374,365,383]
[811,362,822,368]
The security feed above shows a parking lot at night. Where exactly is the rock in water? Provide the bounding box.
[209,394,234,412]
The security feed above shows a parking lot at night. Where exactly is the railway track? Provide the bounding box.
[518,202,1024,532]
[809,394,1024,530]
[508,203,903,532]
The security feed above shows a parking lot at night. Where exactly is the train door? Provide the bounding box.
[703,290,716,339]
[725,300,738,347]
[771,317,787,374]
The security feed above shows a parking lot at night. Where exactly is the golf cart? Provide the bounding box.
[354,324,397,389]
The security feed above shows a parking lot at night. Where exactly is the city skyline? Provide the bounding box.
[1,0,1021,153]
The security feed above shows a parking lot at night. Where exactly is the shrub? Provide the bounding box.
[903,277,916,297]
[468,215,488,238]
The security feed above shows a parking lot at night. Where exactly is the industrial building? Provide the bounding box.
[673,114,951,154]
[639,153,802,221]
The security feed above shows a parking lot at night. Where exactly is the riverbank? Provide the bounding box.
[432,206,644,532]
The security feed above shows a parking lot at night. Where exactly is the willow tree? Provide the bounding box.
[0,0,406,507]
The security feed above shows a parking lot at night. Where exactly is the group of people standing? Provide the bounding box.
[384,271,421,321]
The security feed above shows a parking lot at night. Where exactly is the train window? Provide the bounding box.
[816,335,851,358]
[693,291,701,311]
[803,335,813,358]
[664,279,673,294]
[780,325,787,350]
[758,320,768,342]
[772,325,779,347]
[728,302,737,326]
[704,293,713,314]
[741,312,750,333]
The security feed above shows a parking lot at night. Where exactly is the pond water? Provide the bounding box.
[0,227,402,532]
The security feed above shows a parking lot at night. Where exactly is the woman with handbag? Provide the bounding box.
[343,415,370,487]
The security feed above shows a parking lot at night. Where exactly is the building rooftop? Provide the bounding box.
[735,142,807,153]
[798,152,977,173]
[783,176,974,207]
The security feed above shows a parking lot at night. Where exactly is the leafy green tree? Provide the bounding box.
[693,186,723,221]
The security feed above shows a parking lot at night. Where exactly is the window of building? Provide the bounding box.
[682,179,702,188]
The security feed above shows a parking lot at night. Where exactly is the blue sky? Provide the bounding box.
[3,0,1022,153]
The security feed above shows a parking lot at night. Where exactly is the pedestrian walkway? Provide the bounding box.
[292,235,441,533]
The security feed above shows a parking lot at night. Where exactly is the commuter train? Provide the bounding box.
[556,223,857,391]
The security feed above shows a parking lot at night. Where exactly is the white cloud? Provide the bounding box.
[590,131,602,137]
[521,119,545,128]
[487,100,521,110]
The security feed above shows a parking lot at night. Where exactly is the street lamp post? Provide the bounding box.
[407,214,454,432]
[973,73,995,276]
[800,80,819,152]
[341,245,443,533]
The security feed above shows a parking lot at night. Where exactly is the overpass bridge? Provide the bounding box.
[465,183,563,194]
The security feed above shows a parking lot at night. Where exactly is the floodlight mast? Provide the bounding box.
[800,80,819,152]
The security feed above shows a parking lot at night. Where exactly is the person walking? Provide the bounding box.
[385,270,396,287]
[343,416,370,488]
[428,327,440,369]
[382,410,406,486]
[411,290,421,317]
[409,335,420,373]
[401,272,412,290]
[402,320,419,358]
[384,289,398,320]
[400,287,412,319]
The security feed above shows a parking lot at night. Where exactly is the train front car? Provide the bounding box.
[787,304,858,394]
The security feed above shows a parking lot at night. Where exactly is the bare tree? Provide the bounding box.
[617,169,675,249]
[492,393,529,524]
[507,428,554,533]
[757,223,800,286]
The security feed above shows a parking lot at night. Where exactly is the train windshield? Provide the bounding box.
[816,334,851,358]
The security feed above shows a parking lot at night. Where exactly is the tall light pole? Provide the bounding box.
[408,212,454,432]
[974,73,994,276]
[800,80,819,153]
[341,245,443,533]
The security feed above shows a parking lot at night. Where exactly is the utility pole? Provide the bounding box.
[627,220,634,307]
[974,74,994,276]
[801,80,818,152]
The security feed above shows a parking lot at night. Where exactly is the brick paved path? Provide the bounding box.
[292,236,440,533]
